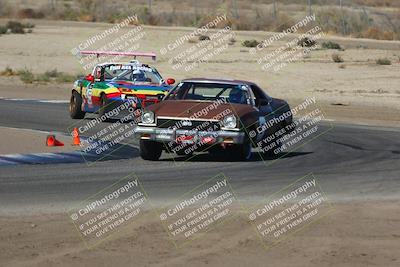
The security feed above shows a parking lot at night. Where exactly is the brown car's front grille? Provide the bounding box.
[156,118,221,131]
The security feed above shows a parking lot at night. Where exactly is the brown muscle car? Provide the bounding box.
[135,78,293,161]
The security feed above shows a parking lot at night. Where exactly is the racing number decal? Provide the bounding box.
[86,85,93,106]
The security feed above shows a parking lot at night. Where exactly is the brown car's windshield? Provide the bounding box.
[165,82,250,104]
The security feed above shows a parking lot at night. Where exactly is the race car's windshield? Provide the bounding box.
[101,64,163,84]
[165,82,251,104]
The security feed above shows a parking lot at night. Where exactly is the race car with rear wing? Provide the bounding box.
[69,51,175,120]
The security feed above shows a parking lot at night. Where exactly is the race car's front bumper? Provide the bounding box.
[135,126,245,144]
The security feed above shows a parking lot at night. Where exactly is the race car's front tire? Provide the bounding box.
[140,140,162,161]
[70,91,85,119]
[98,94,109,119]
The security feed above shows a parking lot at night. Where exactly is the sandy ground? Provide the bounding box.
[0,77,69,100]
[0,201,399,267]
[0,126,77,154]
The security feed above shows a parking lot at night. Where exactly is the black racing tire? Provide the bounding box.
[69,91,85,119]
[140,140,163,161]
[98,94,109,119]
[230,136,252,161]
[208,146,226,160]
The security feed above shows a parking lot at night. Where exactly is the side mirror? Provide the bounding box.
[85,74,94,83]
[166,78,175,85]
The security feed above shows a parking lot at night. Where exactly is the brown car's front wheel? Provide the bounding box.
[140,140,163,161]
[231,136,252,161]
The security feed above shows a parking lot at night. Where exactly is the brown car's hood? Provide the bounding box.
[147,100,257,120]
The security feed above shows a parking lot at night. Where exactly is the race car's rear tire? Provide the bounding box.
[70,91,85,119]
[140,140,162,161]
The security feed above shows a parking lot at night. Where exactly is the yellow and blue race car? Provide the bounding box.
[69,51,175,120]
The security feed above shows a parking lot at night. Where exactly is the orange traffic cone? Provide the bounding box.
[46,135,64,147]
[72,127,81,146]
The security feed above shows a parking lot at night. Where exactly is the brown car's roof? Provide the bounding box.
[181,78,256,86]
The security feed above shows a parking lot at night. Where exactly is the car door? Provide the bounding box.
[250,85,277,141]
[83,66,104,110]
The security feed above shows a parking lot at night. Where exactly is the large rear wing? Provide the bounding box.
[79,51,157,61]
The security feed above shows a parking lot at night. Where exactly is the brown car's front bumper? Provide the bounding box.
[135,126,245,144]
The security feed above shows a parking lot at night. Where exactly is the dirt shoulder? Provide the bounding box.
[0,77,70,100]
[0,126,77,154]
[0,200,398,267]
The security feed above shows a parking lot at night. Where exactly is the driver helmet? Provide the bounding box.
[229,87,246,104]
[133,71,146,82]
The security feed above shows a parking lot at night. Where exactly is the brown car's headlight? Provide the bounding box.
[222,115,237,129]
[141,111,155,124]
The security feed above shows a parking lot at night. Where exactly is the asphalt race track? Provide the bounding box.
[0,98,399,214]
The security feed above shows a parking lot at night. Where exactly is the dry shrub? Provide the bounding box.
[6,21,28,34]
[17,8,44,19]
[274,14,297,32]
[198,15,232,29]
[316,6,399,40]
[0,67,16,76]
[18,69,34,83]
[228,10,296,32]
[1,0,398,41]
[198,35,210,41]
[297,37,316,47]
[0,25,7,34]
[316,7,369,36]
[322,41,342,50]
[0,0,13,17]
[332,53,344,63]
[352,0,398,7]
[376,58,391,65]
[361,27,394,40]
[242,39,259,47]
[78,14,95,22]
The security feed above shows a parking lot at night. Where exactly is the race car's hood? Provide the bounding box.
[147,100,258,121]
[106,80,171,92]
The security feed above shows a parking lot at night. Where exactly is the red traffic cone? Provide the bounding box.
[46,135,64,147]
[72,128,80,146]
